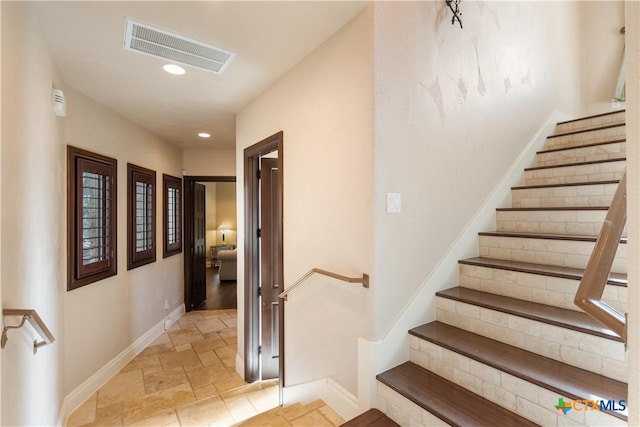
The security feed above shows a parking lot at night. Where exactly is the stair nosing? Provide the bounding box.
[556,110,624,126]
[478,230,627,244]
[548,123,625,139]
[436,287,624,341]
[340,409,399,427]
[525,157,626,172]
[376,362,540,427]
[511,179,619,190]
[537,138,626,155]
[496,206,610,211]
[408,321,627,421]
[458,257,627,287]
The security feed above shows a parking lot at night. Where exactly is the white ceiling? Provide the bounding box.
[34,1,369,149]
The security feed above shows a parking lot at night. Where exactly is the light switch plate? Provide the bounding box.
[387,193,401,213]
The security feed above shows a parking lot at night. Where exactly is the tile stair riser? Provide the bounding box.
[534,141,626,167]
[478,235,627,273]
[458,264,627,314]
[554,112,625,134]
[511,182,618,208]
[435,297,627,381]
[377,383,450,427]
[545,126,626,151]
[407,336,627,427]
[523,161,625,186]
[495,209,629,237]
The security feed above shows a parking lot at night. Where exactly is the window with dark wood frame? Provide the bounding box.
[127,163,156,270]
[163,174,182,258]
[67,146,118,291]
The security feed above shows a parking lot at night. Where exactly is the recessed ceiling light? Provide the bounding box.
[198,132,211,138]
[163,64,186,75]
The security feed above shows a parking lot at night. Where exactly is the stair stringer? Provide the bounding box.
[357,110,569,410]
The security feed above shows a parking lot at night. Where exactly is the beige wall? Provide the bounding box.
[371,1,583,341]
[205,182,217,248]
[625,2,639,424]
[63,86,184,395]
[1,3,184,424]
[0,3,4,422]
[204,182,237,248]
[1,3,66,425]
[215,182,237,246]
[183,148,236,177]
[580,1,626,115]
[236,7,374,395]
[238,0,593,404]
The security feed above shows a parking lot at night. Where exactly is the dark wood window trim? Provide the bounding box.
[67,146,117,291]
[163,174,182,258]
[127,163,156,270]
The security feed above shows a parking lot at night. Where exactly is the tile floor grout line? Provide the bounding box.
[66,309,343,427]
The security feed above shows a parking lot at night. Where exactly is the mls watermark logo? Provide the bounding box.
[554,397,626,415]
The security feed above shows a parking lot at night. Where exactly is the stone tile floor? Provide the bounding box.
[66,309,343,426]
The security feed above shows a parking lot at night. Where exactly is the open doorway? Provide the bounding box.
[198,181,237,310]
[244,132,283,385]
[184,176,236,312]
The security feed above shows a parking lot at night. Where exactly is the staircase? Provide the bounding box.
[375,110,628,426]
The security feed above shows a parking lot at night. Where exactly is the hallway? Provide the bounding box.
[66,310,342,426]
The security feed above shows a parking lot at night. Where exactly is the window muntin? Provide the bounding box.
[128,163,156,269]
[163,174,182,257]
[135,181,153,252]
[68,147,117,290]
[82,170,110,265]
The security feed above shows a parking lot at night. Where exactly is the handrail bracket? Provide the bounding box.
[2,309,56,354]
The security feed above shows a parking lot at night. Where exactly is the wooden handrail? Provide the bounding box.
[574,172,627,341]
[279,268,369,301]
[1,309,55,354]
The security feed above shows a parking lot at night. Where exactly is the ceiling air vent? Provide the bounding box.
[123,18,235,74]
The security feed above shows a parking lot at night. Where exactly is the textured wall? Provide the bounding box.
[183,148,236,177]
[236,7,374,395]
[1,3,66,424]
[63,86,184,395]
[371,1,583,341]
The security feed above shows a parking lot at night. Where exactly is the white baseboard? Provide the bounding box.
[282,377,360,421]
[282,378,326,406]
[58,304,185,426]
[235,353,245,380]
[164,304,184,330]
[325,378,360,420]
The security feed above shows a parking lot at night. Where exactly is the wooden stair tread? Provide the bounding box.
[459,257,627,287]
[537,138,626,155]
[525,157,625,171]
[512,179,619,190]
[376,362,539,427]
[478,230,627,244]
[556,110,624,126]
[409,321,627,421]
[497,206,610,211]
[436,287,623,341]
[340,409,399,427]
[547,123,625,139]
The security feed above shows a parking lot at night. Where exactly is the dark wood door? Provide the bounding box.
[193,183,207,308]
[260,158,281,379]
